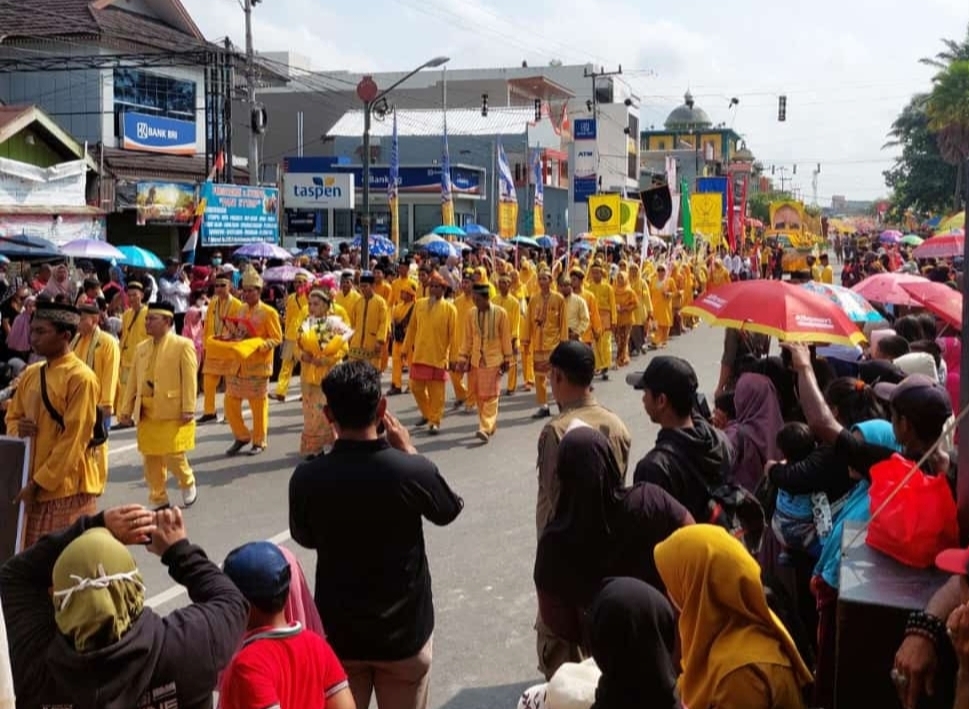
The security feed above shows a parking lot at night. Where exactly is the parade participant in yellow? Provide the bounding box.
[274,272,311,402]
[198,274,243,423]
[523,267,567,419]
[458,283,513,443]
[450,270,476,412]
[224,268,282,457]
[7,302,102,548]
[710,258,731,289]
[402,272,456,434]
[347,271,389,369]
[72,302,120,488]
[558,275,591,341]
[297,289,350,458]
[472,266,497,299]
[492,273,522,394]
[569,268,603,350]
[628,262,651,355]
[334,271,361,314]
[678,261,697,330]
[613,272,638,367]
[114,281,149,423]
[388,279,417,395]
[818,253,834,284]
[373,266,393,372]
[389,261,413,306]
[118,301,198,508]
[650,263,677,348]
[512,266,535,391]
[586,261,616,378]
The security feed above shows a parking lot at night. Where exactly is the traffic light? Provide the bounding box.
[534,99,542,121]
[481,93,488,117]
[793,164,797,175]
[778,95,787,122]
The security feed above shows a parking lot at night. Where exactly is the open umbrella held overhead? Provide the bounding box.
[901,281,963,330]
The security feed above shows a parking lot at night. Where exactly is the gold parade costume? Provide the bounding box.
[297,313,350,456]
[71,326,120,488]
[201,290,244,416]
[458,302,513,438]
[348,294,389,368]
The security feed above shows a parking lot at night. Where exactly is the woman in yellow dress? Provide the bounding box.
[612,271,638,367]
[627,262,650,355]
[296,289,351,458]
[710,258,731,289]
[649,264,678,348]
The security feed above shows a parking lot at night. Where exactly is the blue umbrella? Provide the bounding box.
[116,245,165,270]
[433,224,466,238]
[536,235,557,249]
[463,223,491,236]
[0,233,62,260]
[423,240,458,259]
[352,234,396,256]
[572,241,593,253]
[510,235,541,249]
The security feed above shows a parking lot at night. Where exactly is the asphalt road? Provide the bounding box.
[99,323,727,709]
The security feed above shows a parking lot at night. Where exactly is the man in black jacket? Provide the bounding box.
[0,504,247,709]
[628,356,734,523]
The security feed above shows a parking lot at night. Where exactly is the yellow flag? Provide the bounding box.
[498,202,518,238]
[690,193,723,246]
[588,193,621,237]
[620,199,640,234]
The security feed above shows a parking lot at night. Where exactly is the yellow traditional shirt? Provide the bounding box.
[821,265,834,284]
[459,304,513,369]
[579,288,603,343]
[297,315,349,386]
[348,294,389,357]
[615,286,639,327]
[524,291,568,352]
[71,327,120,413]
[492,293,522,342]
[586,280,617,331]
[119,305,149,370]
[403,297,456,370]
[5,353,101,501]
[563,293,591,339]
[234,301,283,379]
[282,292,310,341]
[451,293,475,357]
[335,288,362,315]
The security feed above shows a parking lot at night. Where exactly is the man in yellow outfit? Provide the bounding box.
[449,270,475,412]
[347,271,389,369]
[388,278,417,395]
[198,274,243,423]
[586,260,616,379]
[522,267,567,418]
[7,302,102,548]
[118,301,198,508]
[72,302,120,488]
[402,272,455,435]
[114,280,150,424]
[274,272,310,401]
[224,268,282,456]
[570,268,603,351]
[373,265,393,372]
[335,271,361,314]
[492,273,522,395]
[458,283,513,442]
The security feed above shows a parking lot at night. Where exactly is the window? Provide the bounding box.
[628,153,638,180]
[113,68,197,137]
[333,209,354,238]
[657,140,667,150]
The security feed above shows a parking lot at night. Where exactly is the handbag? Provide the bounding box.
[40,365,108,448]
[866,454,958,568]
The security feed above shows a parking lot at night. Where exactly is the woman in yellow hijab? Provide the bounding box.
[612,271,638,367]
[655,525,813,709]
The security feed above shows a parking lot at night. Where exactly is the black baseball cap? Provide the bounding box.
[626,355,699,401]
[549,340,596,381]
[874,373,953,418]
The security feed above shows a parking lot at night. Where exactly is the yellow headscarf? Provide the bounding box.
[654,525,812,709]
[52,528,146,653]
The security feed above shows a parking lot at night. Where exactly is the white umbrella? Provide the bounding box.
[60,238,126,261]
[415,233,450,247]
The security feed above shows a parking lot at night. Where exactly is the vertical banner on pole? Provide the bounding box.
[389,110,400,249]
[496,140,519,237]
[532,149,544,237]
[441,121,455,229]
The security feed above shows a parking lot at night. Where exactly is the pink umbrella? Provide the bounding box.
[913,232,965,260]
[851,272,927,306]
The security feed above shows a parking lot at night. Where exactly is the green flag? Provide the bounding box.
[680,178,693,248]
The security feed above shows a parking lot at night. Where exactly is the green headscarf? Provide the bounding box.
[52,528,145,653]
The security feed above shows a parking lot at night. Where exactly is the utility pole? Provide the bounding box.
[244,0,260,185]
[584,65,623,116]
[777,166,790,194]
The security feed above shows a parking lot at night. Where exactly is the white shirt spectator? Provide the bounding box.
[158,273,191,313]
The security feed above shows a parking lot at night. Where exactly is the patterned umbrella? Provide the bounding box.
[351,234,396,256]
[422,239,458,259]
[234,242,293,260]
[801,281,886,324]
[262,265,315,282]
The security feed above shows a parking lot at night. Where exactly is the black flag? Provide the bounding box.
[641,185,673,232]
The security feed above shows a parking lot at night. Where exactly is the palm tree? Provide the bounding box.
[921,25,969,68]
[926,61,969,209]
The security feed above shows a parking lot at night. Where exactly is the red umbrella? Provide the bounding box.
[900,281,963,330]
[913,232,964,259]
[682,280,865,346]
[851,273,927,306]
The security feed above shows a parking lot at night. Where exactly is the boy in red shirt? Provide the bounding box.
[220,542,354,709]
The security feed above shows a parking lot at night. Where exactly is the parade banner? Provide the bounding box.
[0,436,29,563]
[620,199,640,234]
[680,178,694,248]
[532,149,545,237]
[497,141,518,238]
[389,110,400,248]
[589,193,621,237]
[691,192,723,245]
[441,115,455,228]
[199,183,279,246]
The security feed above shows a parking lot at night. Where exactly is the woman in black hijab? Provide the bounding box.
[534,426,692,652]
[589,577,681,709]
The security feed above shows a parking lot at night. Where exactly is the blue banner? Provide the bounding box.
[121,111,197,156]
[285,163,485,197]
[200,184,279,246]
[696,177,729,217]
[573,118,597,140]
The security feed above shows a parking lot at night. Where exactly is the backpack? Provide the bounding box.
[39,365,108,448]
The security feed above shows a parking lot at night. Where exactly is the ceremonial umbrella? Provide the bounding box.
[901,281,963,330]
[681,280,866,346]
[801,281,886,324]
[913,232,964,260]
[262,265,315,282]
[116,245,164,270]
[351,234,396,256]
[60,238,126,261]
[234,242,293,260]
[851,272,927,306]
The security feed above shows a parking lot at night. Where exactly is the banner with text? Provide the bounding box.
[200,184,279,246]
[0,157,87,207]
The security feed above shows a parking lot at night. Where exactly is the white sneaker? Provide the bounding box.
[181,484,198,508]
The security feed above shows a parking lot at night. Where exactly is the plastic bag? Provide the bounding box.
[866,453,958,568]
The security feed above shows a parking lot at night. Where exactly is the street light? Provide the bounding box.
[357,56,450,266]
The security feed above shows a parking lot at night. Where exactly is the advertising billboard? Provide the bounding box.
[135,181,197,225]
[121,112,197,156]
[200,184,279,246]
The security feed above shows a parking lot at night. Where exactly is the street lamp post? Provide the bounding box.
[357,56,450,267]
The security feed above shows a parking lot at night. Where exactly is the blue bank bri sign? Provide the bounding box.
[121,111,197,156]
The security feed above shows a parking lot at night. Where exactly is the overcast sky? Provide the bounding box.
[185,0,968,205]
